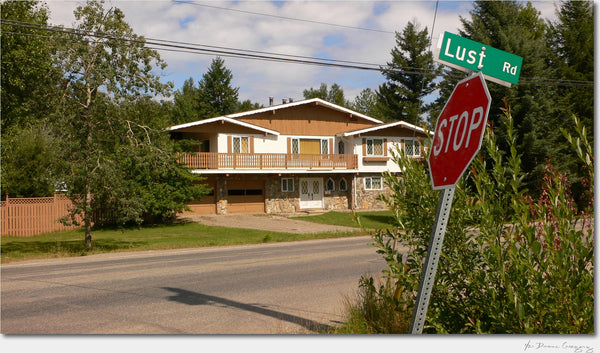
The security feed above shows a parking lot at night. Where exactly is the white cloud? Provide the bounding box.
[44,0,559,105]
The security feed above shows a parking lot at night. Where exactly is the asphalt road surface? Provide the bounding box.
[1,236,387,334]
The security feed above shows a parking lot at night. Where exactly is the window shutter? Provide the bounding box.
[329,139,333,155]
[362,138,366,156]
[384,138,388,156]
[287,137,291,153]
[227,136,232,153]
[250,136,255,153]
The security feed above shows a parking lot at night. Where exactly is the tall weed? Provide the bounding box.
[348,109,594,334]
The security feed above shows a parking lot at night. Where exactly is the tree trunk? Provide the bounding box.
[84,178,92,251]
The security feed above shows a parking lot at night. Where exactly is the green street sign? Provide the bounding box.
[435,31,523,87]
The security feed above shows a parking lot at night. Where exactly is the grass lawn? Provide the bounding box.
[292,210,397,230]
[1,221,360,263]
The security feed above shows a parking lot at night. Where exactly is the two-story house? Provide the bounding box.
[169,98,428,214]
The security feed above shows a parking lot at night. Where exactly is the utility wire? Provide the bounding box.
[1,19,434,76]
[1,19,594,87]
[172,0,395,34]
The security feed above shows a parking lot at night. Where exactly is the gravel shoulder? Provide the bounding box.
[181,213,360,234]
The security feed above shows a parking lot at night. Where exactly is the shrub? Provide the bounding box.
[345,109,594,334]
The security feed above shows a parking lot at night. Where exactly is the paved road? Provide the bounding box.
[1,236,386,334]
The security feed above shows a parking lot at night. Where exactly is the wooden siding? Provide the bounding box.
[179,152,358,170]
[237,103,377,136]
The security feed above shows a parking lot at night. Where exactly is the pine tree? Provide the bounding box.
[303,83,351,108]
[376,21,440,124]
[546,0,594,207]
[547,0,594,139]
[444,1,556,194]
[197,57,239,118]
[171,77,200,124]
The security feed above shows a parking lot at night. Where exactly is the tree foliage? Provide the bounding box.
[52,0,204,250]
[346,108,593,334]
[1,0,61,133]
[376,21,440,124]
[303,82,352,108]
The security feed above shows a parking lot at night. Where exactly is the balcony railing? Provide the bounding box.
[179,152,358,170]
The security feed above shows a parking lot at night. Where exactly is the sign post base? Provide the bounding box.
[409,186,455,334]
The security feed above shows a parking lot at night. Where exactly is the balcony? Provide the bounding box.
[179,152,358,171]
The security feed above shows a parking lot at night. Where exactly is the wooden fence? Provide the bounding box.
[1,194,78,237]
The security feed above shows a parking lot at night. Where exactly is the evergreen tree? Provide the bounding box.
[351,88,380,119]
[546,0,594,206]
[303,83,351,107]
[547,0,594,139]
[235,99,262,112]
[439,1,556,194]
[171,77,200,124]
[376,21,440,124]
[197,57,239,118]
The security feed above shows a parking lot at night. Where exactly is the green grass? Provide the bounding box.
[1,221,360,263]
[292,210,397,230]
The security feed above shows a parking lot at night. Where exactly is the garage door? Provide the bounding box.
[185,181,216,215]
[227,180,265,214]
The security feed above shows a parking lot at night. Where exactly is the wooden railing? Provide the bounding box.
[178,152,358,170]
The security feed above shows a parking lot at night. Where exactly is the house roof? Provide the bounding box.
[168,98,384,134]
[222,98,384,124]
[168,116,280,135]
[340,120,430,137]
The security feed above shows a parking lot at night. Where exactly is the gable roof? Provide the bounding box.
[168,116,280,135]
[340,120,430,137]
[168,98,384,133]
[224,98,384,124]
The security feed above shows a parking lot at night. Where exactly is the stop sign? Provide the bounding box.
[428,72,491,189]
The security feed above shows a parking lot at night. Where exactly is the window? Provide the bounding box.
[404,139,421,157]
[325,178,335,192]
[291,139,299,154]
[321,139,329,154]
[291,138,330,154]
[339,178,348,191]
[338,140,345,154]
[281,178,294,192]
[364,176,382,190]
[232,136,249,153]
[366,138,384,156]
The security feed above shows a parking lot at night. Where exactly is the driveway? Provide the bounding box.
[181,213,359,234]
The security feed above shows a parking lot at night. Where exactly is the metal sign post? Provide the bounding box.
[409,186,455,334]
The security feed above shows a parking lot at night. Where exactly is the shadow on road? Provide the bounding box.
[162,287,333,333]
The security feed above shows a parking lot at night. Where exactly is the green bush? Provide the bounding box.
[346,110,594,334]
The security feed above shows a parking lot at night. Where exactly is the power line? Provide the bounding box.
[1,19,594,88]
[1,19,433,76]
[172,0,396,35]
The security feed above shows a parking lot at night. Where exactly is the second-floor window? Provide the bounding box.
[404,139,421,157]
[232,136,250,153]
[366,138,384,156]
[290,138,330,154]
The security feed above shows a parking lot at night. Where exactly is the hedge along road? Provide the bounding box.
[1,236,388,334]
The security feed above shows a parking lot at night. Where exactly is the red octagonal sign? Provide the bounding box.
[429,72,491,189]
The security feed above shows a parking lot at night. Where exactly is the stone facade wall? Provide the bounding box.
[265,175,299,213]
[354,174,390,210]
[201,173,392,214]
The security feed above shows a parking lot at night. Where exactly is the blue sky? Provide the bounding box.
[46,0,559,106]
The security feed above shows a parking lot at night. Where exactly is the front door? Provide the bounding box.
[299,178,323,209]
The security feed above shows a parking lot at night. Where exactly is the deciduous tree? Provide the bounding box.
[54,0,203,250]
